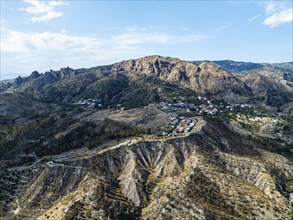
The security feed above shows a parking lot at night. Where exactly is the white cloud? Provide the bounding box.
[1,28,103,53]
[261,1,293,28]
[126,26,148,32]
[213,23,232,34]
[263,8,293,27]
[29,11,63,23]
[175,34,212,42]
[1,28,210,54]
[19,0,67,22]
[264,1,288,14]
[248,14,261,22]
[265,2,279,14]
[112,33,171,45]
[49,1,67,7]
[112,32,212,46]
[1,28,112,75]
[61,29,69,34]
[20,0,66,14]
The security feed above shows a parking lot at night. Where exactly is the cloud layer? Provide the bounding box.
[1,27,211,76]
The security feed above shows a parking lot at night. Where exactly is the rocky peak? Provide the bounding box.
[15,76,23,84]
[59,67,75,78]
[29,71,41,79]
[113,55,229,80]
[113,55,185,78]
[113,55,251,97]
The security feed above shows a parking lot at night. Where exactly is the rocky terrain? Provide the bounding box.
[2,117,293,220]
[0,55,293,219]
[113,56,251,97]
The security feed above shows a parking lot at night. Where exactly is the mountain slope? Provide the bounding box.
[2,118,292,220]
[4,55,293,108]
[242,73,293,107]
[208,60,293,87]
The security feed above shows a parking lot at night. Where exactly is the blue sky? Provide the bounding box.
[1,0,292,79]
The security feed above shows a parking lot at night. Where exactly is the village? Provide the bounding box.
[73,96,254,137]
[156,96,252,115]
[74,95,251,114]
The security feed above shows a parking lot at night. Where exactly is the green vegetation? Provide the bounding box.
[253,135,293,157]
[0,169,32,213]
[279,115,293,133]
[84,124,144,149]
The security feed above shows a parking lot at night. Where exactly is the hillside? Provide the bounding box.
[1,116,292,220]
[242,73,293,107]
[207,60,293,87]
[0,55,293,219]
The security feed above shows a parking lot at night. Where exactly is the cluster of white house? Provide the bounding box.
[170,117,196,135]
[74,98,103,108]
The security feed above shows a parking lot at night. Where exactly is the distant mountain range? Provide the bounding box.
[1,56,292,111]
[207,60,293,73]
[2,59,292,80]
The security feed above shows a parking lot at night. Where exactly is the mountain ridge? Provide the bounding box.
[2,55,292,111]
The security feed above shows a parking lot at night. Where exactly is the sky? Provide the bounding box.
[0,0,293,79]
